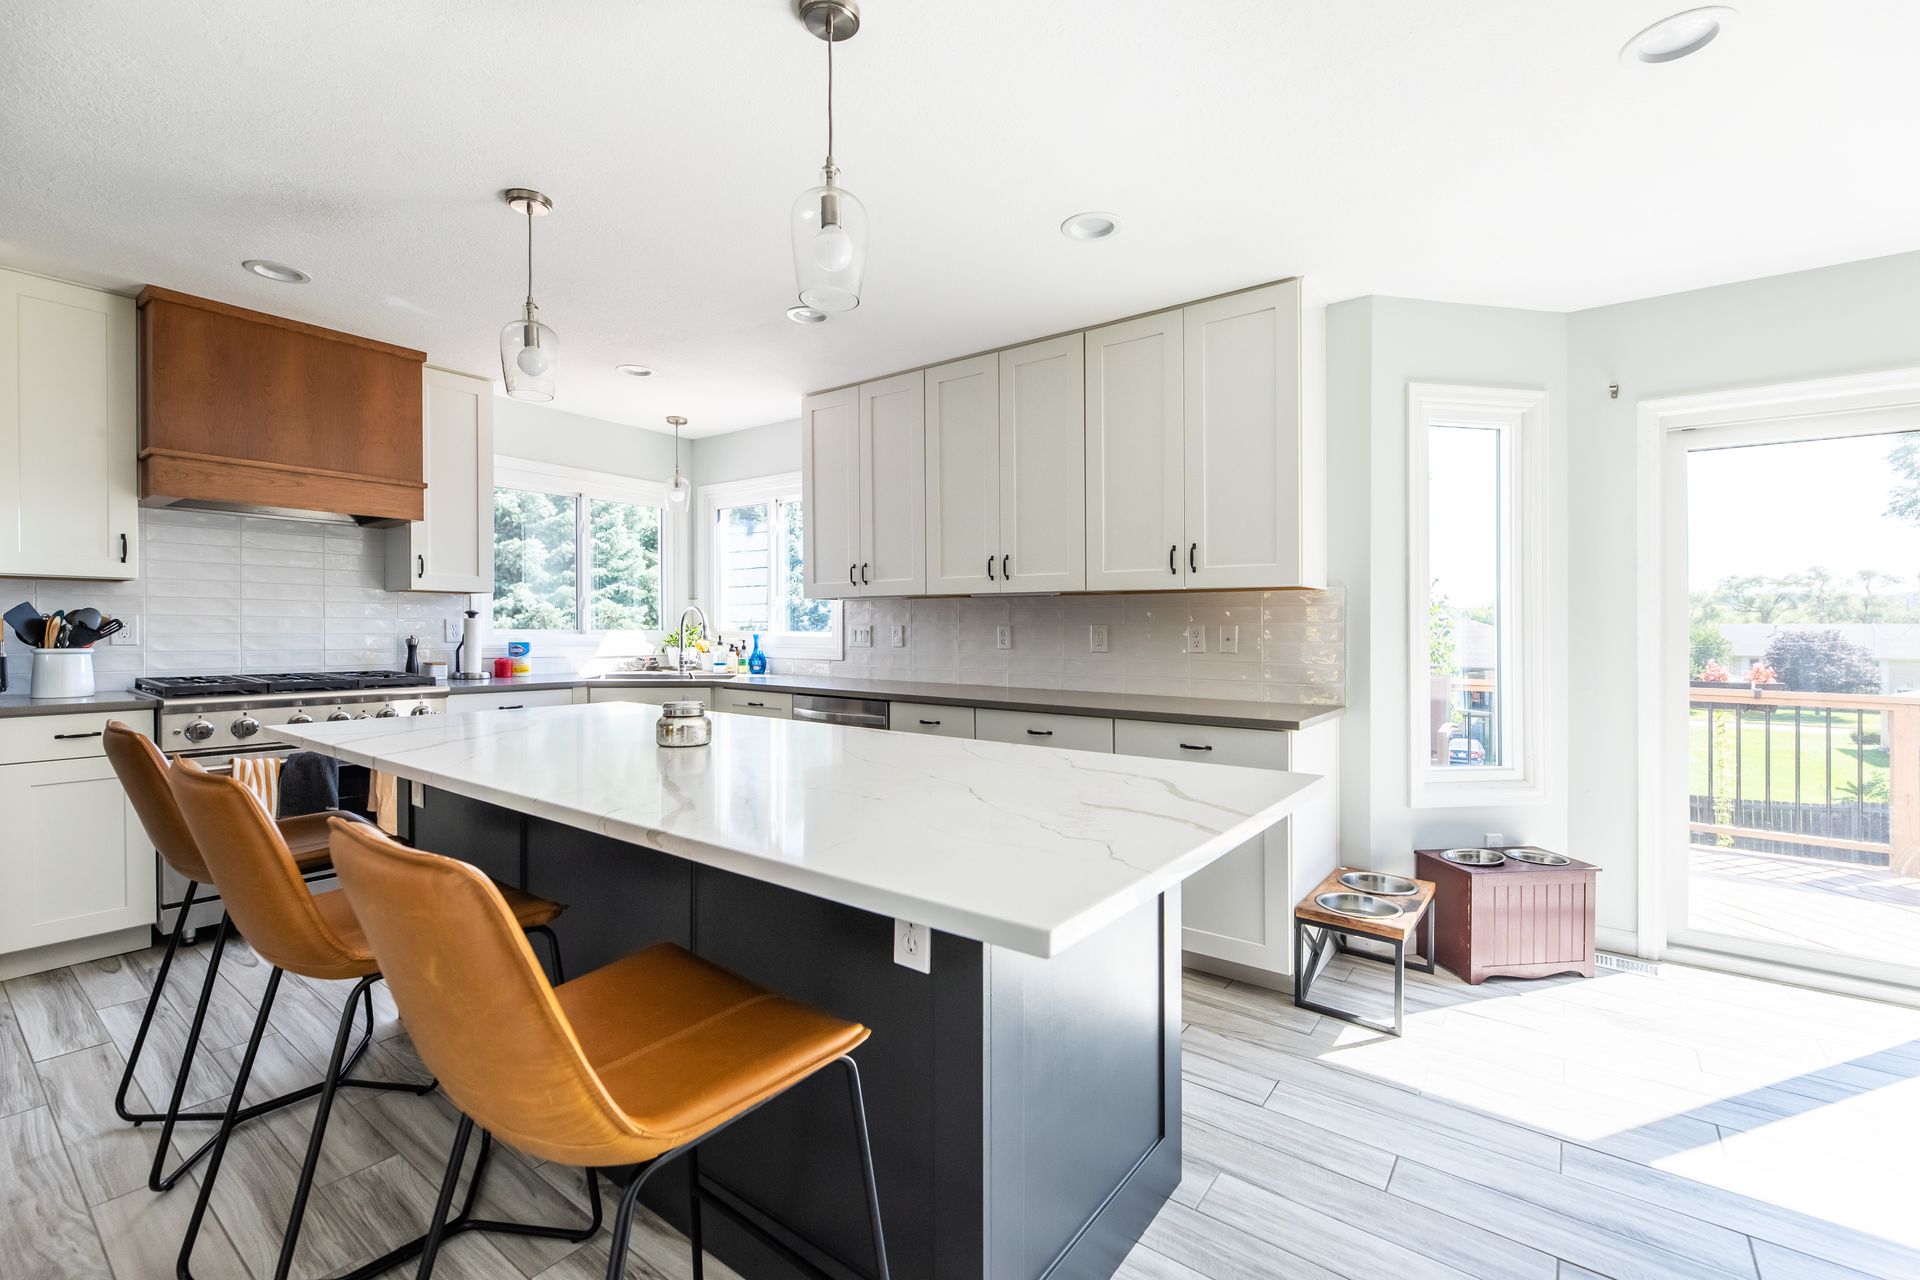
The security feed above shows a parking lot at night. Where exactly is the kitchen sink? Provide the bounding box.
[592,672,739,683]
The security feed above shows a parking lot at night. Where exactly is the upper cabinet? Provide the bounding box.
[1087,281,1313,591]
[0,267,138,580]
[806,277,1318,600]
[386,367,494,593]
[137,287,426,524]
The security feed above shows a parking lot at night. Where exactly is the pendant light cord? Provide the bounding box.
[525,205,536,311]
[824,10,836,178]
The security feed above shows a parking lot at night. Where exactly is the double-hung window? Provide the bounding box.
[700,473,840,659]
[492,459,668,635]
[1407,383,1549,805]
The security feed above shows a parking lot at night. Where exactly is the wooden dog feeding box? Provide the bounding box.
[1415,847,1598,984]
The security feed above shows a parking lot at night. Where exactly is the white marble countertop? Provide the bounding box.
[273,701,1323,958]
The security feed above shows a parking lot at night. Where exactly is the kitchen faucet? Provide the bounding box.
[671,603,710,675]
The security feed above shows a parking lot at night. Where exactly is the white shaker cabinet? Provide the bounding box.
[1085,310,1185,591]
[800,387,861,599]
[387,366,494,593]
[1183,281,1313,589]
[997,335,1085,593]
[923,355,999,594]
[857,372,926,596]
[0,267,138,581]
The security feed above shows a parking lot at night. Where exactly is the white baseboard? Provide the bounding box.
[0,926,153,982]
[1661,943,1920,1010]
[1182,950,1292,992]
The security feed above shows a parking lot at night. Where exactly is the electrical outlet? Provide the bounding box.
[109,615,139,645]
[1218,625,1239,654]
[443,617,463,643]
[1185,624,1207,654]
[893,919,931,973]
[851,625,873,647]
[995,624,1012,650]
[890,623,907,647]
[1485,831,1506,848]
[1088,623,1109,653]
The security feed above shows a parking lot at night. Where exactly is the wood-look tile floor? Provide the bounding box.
[4,937,1919,1280]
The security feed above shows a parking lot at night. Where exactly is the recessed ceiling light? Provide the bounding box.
[1620,6,1734,65]
[241,259,311,284]
[786,304,829,325]
[615,363,654,377]
[1060,212,1121,242]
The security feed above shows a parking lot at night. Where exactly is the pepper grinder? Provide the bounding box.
[404,634,420,674]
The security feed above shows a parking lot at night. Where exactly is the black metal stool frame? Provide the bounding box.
[414,1055,891,1280]
[1292,899,1437,1038]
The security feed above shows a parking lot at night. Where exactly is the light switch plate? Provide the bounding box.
[893,919,931,973]
[1088,623,1109,653]
[1218,625,1239,654]
[1185,624,1206,654]
[851,625,873,647]
[995,625,1012,650]
[891,624,907,647]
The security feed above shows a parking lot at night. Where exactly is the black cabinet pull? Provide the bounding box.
[54,730,104,740]
[1168,544,1176,574]
[417,553,426,578]
[1189,542,1197,574]
[1001,554,1010,580]
[497,704,526,710]
[1026,728,1053,737]
[746,701,767,708]
[861,562,869,585]
[986,556,995,581]
[1179,742,1213,752]
[119,532,128,563]
[918,719,941,726]
[849,564,856,587]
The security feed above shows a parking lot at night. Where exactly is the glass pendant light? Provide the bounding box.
[666,416,691,506]
[791,1,866,313]
[500,188,557,401]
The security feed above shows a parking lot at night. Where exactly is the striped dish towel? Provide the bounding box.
[230,755,282,817]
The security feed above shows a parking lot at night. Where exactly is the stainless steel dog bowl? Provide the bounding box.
[1337,871,1419,897]
[1504,847,1571,866]
[1440,847,1507,866]
[1314,892,1404,921]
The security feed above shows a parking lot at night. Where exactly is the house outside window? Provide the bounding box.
[493,459,668,635]
[1407,383,1549,806]
[701,473,841,659]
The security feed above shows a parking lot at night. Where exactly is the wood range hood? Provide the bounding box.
[136,287,427,525]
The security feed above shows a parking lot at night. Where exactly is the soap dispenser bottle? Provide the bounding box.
[747,634,767,675]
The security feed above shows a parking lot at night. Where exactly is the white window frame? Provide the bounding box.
[492,457,673,647]
[1406,382,1550,807]
[698,472,842,660]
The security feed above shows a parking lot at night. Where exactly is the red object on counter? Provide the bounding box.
[493,657,513,678]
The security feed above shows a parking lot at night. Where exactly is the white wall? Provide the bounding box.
[1567,248,1920,940]
[1327,296,1571,879]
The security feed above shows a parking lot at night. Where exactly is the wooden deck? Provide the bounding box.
[1691,844,1920,970]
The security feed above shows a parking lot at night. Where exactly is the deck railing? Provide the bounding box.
[1688,687,1920,876]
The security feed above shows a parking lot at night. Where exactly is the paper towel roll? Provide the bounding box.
[459,610,487,676]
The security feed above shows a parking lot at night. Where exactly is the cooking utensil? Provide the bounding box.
[44,610,65,648]
[88,618,123,645]
[1314,892,1404,921]
[66,622,102,648]
[1440,847,1507,866]
[1337,871,1419,897]
[1504,847,1571,866]
[5,601,42,645]
[66,607,103,631]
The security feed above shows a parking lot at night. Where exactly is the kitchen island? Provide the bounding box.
[273,701,1322,1280]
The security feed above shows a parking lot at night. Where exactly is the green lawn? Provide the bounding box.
[1688,707,1889,804]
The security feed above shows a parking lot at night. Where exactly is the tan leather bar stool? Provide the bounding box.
[166,758,573,1280]
[101,720,382,1192]
[328,817,892,1280]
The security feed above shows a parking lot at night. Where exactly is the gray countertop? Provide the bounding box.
[0,689,158,718]
[443,672,1342,731]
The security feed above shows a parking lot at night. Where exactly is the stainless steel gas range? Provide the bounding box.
[133,671,448,935]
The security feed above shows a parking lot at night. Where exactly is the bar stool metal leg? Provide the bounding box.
[146,913,232,1189]
[688,1147,705,1280]
[115,880,203,1124]
[177,967,283,1280]
[842,1057,891,1280]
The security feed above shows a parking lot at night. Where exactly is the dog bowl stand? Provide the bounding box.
[1293,866,1437,1037]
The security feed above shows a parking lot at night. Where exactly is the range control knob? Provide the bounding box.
[327,711,352,722]
[231,716,261,739]
[374,704,399,718]
[409,703,433,716]
[352,711,372,720]
[287,712,313,725]
[182,719,216,743]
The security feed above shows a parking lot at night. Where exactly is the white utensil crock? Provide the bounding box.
[31,648,96,698]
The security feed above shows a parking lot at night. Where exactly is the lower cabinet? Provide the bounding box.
[887,702,974,738]
[0,756,151,955]
[974,708,1113,753]
[589,686,682,706]
[446,688,576,714]
[715,688,793,719]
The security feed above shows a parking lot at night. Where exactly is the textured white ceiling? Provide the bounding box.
[4,1,1918,435]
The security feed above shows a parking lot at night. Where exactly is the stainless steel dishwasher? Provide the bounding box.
[791,693,888,728]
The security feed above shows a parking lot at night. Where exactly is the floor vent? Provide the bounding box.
[1595,952,1660,976]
